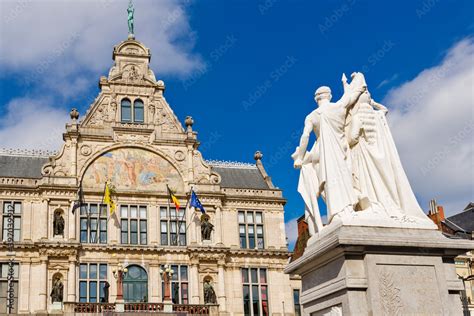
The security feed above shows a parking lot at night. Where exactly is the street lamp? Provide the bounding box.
[112,263,128,301]
[159,264,174,302]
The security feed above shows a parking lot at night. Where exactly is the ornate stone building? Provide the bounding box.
[0,37,300,315]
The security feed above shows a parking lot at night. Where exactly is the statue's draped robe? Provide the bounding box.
[348,99,428,220]
[297,100,358,230]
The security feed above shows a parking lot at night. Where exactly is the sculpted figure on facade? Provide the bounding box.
[293,72,434,235]
[50,276,64,303]
[203,278,217,304]
[201,214,214,241]
[53,210,65,236]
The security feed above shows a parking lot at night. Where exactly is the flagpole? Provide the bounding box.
[176,187,191,246]
[94,181,107,243]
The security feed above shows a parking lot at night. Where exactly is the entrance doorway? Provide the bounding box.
[123,265,148,302]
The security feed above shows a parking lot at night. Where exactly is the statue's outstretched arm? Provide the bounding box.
[337,72,366,109]
[371,98,388,114]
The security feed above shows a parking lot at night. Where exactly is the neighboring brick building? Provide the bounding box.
[427,200,474,314]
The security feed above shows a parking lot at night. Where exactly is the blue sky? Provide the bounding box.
[1,0,473,247]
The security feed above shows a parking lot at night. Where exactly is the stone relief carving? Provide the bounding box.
[80,144,92,156]
[39,248,77,258]
[379,270,403,316]
[174,150,186,162]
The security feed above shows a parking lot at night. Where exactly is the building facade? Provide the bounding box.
[427,200,474,314]
[0,37,300,315]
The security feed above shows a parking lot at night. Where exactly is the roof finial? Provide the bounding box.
[127,0,135,39]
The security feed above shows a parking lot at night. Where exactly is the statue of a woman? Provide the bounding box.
[344,77,435,226]
[50,277,64,303]
[204,279,217,304]
[127,1,135,36]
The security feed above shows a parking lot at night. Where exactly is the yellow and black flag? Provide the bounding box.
[167,185,180,211]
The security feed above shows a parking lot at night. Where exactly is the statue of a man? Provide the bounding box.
[292,73,366,234]
[203,279,217,304]
[127,1,135,36]
[201,214,214,240]
[53,211,65,236]
[101,281,110,303]
[50,277,64,303]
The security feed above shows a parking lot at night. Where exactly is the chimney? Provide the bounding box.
[427,199,444,230]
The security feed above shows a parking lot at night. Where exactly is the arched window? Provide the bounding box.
[121,98,132,122]
[134,99,144,123]
[123,265,148,302]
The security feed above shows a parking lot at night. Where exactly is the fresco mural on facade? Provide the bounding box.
[82,147,183,191]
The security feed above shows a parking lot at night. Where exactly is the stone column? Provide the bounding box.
[70,138,78,177]
[149,263,160,302]
[18,260,31,313]
[37,258,48,312]
[149,204,158,245]
[190,263,200,304]
[214,207,223,245]
[217,262,227,311]
[68,201,76,241]
[36,199,49,240]
[188,207,197,245]
[22,200,33,241]
[67,259,76,302]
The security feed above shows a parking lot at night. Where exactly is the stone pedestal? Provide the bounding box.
[163,299,173,312]
[285,225,474,315]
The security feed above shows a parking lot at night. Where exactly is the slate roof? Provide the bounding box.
[0,155,48,179]
[0,154,271,190]
[445,202,474,233]
[210,166,270,189]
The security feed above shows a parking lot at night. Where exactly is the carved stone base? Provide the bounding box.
[285,225,474,315]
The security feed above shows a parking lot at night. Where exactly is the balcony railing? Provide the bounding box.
[64,302,219,314]
[72,302,116,313]
[125,302,164,312]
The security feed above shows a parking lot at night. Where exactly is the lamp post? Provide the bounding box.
[6,204,15,314]
[112,263,128,301]
[160,264,174,312]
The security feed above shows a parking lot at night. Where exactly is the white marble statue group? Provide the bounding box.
[292,72,434,235]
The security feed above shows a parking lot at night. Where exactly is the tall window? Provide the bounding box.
[79,263,108,302]
[160,206,186,246]
[133,99,144,123]
[293,289,301,316]
[2,201,21,242]
[0,263,19,314]
[161,265,188,304]
[80,204,107,244]
[121,205,147,245]
[121,98,132,122]
[242,268,268,316]
[238,211,264,249]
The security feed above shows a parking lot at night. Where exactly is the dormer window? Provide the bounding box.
[121,98,144,123]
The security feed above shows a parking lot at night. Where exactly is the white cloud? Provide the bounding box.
[383,37,474,216]
[0,0,202,151]
[285,217,298,250]
[0,97,69,150]
[0,0,202,77]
